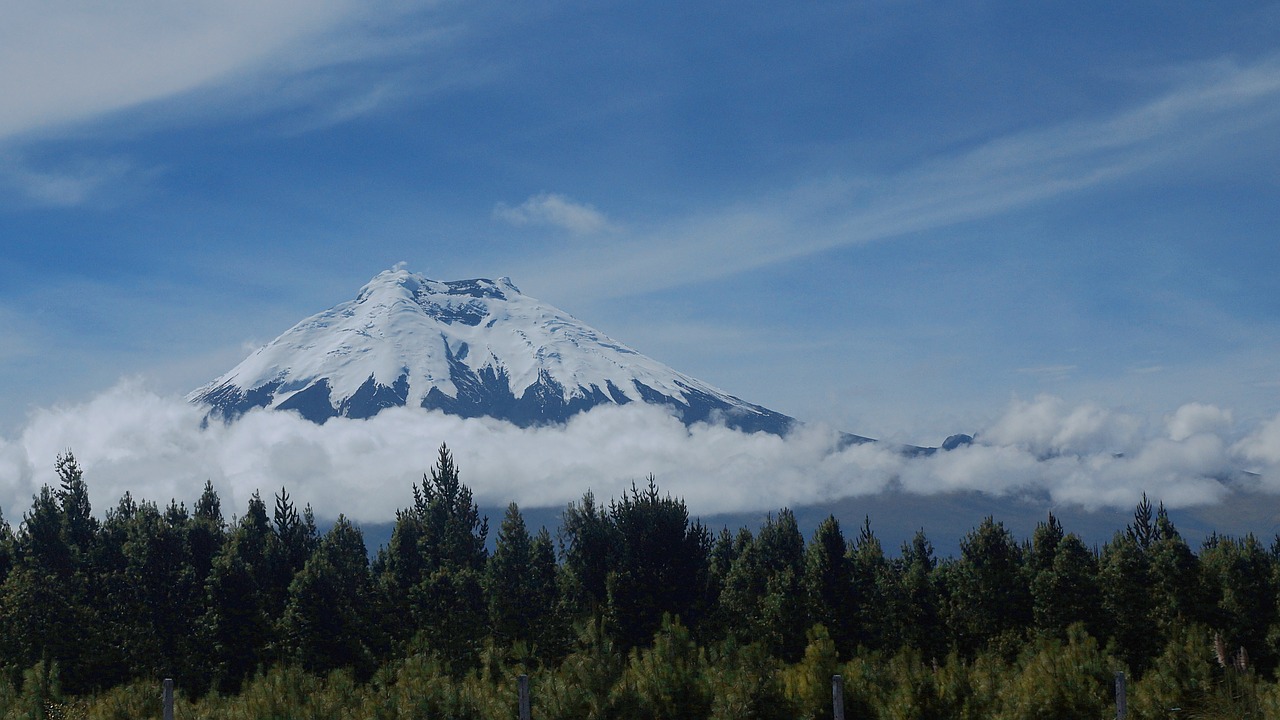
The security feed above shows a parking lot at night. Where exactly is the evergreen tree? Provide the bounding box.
[721,509,808,661]
[559,489,618,619]
[893,529,945,661]
[266,488,318,626]
[2,455,109,693]
[202,493,274,692]
[529,526,570,660]
[380,444,490,672]
[947,516,1030,656]
[481,507,565,661]
[803,515,853,657]
[280,516,377,679]
[116,500,197,684]
[702,526,746,644]
[0,507,13,587]
[1147,506,1203,637]
[1099,530,1157,673]
[414,444,488,573]
[486,503,544,648]
[54,452,97,562]
[1026,514,1064,579]
[1128,493,1156,552]
[848,516,894,652]
[606,478,712,651]
[1200,534,1277,673]
[1031,533,1100,640]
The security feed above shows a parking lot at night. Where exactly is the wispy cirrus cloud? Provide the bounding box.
[0,0,451,144]
[494,192,615,236]
[0,152,157,208]
[518,54,1280,303]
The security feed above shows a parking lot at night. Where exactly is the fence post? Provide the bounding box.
[163,678,174,720]
[518,674,531,720]
[1115,671,1127,720]
[832,674,845,720]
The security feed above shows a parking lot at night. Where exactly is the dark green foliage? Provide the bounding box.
[1100,530,1158,673]
[280,515,377,679]
[803,516,853,657]
[0,507,13,587]
[203,493,275,693]
[395,445,491,674]
[892,530,946,662]
[376,443,489,666]
[721,509,808,661]
[485,504,565,658]
[54,452,97,563]
[606,478,712,651]
[1030,532,1100,640]
[7,447,1280,718]
[848,516,895,652]
[1199,533,1277,673]
[559,489,617,618]
[1147,505,1204,636]
[947,517,1031,657]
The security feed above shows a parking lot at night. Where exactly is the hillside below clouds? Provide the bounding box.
[190,268,834,437]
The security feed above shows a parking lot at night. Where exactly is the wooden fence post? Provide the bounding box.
[832,674,845,720]
[518,673,531,720]
[1115,671,1127,719]
[163,678,174,720]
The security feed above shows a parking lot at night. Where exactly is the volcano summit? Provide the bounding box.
[189,268,822,436]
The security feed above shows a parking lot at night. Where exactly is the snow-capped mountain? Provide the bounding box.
[190,268,830,437]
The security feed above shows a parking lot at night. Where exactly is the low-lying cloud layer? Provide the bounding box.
[3,381,1280,525]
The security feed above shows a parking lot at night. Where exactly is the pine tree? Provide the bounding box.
[803,516,853,657]
[849,515,894,651]
[202,493,274,693]
[721,509,808,661]
[1099,530,1157,673]
[1200,534,1277,673]
[947,516,1030,657]
[1031,532,1100,640]
[559,489,617,619]
[280,516,376,679]
[606,478,711,651]
[0,507,13,587]
[486,503,538,647]
[266,488,317,626]
[1147,506,1203,638]
[385,444,490,673]
[482,511,567,660]
[54,452,97,562]
[893,529,945,661]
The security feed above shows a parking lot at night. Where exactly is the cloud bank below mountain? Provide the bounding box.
[2,381,1280,526]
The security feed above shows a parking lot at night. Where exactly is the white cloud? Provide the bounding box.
[1233,414,1280,482]
[0,383,1274,524]
[1167,402,1233,442]
[494,193,614,236]
[981,395,1143,459]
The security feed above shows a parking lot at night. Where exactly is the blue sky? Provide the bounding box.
[3,1,1280,458]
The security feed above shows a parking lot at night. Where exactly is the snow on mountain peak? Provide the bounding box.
[189,268,797,434]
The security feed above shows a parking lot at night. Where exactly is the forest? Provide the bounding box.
[1,444,1279,719]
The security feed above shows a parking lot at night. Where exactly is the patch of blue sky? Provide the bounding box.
[2,1,1280,442]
